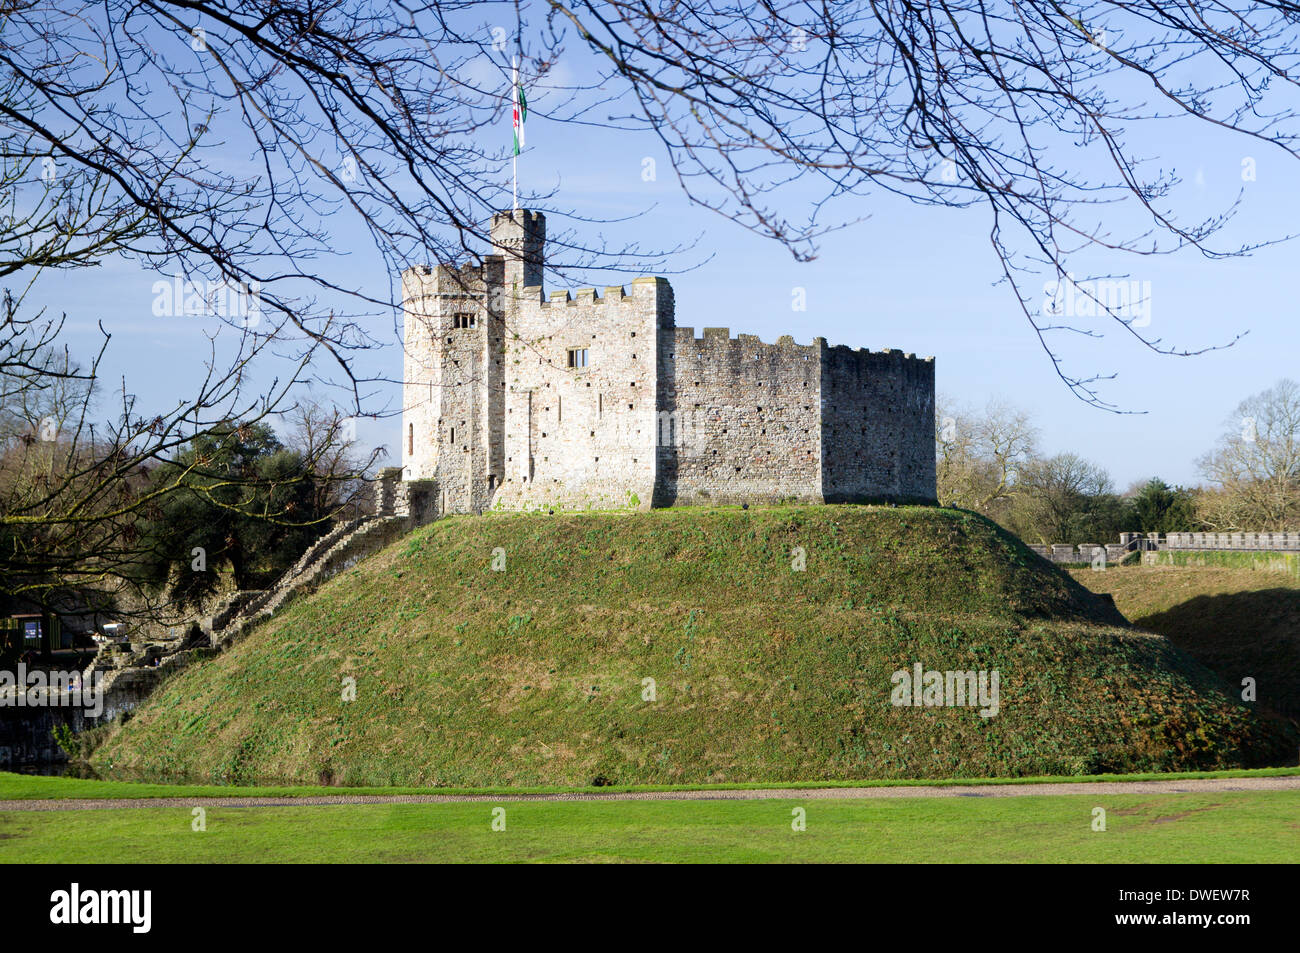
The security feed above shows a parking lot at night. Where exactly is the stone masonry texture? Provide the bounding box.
[402,210,936,513]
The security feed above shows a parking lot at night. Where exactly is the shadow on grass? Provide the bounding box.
[1136,588,1300,721]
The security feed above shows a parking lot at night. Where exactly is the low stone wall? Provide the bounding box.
[1029,530,1300,566]
[213,516,412,650]
[1028,543,1127,565]
[1121,531,1300,552]
[96,648,219,720]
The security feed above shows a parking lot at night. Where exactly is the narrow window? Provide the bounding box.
[408,423,413,456]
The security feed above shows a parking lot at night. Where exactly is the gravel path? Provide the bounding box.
[1,775,1297,811]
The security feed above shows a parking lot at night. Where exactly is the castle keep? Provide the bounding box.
[401,210,936,513]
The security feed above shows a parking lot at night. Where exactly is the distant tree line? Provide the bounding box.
[937,380,1299,544]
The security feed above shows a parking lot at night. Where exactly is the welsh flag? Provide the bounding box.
[512,58,527,155]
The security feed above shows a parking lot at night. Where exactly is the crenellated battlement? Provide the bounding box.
[491,208,545,230]
[401,259,503,302]
[669,327,934,382]
[670,327,821,380]
[823,342,936,386]
[401,208,936,513]
[532,276,667,309]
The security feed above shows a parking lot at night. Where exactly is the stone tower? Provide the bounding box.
[401,210,546,514]
[492,208,546,292]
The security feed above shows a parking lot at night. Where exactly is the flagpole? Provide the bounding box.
[512,56,519,212]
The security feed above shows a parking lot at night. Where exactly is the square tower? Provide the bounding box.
[400,210,546,514]
[401,259,503,513]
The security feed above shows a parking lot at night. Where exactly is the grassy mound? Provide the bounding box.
[92,506,1296,786]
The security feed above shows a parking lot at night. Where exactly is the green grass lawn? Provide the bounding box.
[1069,562,1300,620]
[1,791,1295,863]
[1,767,1298,801]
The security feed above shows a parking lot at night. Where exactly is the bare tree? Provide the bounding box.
[3,2,1298,408]
[1,0,1298,609]
[1197,379,1300,530]
[282,398,382,518]
[936,396,1038,513]
[0,299,314,614]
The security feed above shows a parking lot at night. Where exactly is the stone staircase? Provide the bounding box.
[209,514,410,649]
[82,469,439,722]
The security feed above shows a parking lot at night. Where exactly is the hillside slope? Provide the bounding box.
[1071,565,1300,720]
[92,506,1295,786]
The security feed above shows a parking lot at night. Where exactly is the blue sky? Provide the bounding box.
[29,21,1300,492]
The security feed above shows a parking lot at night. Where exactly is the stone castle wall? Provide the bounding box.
[492,279,670,511]
[821,345,936,503]
[402,209,937,512]
[657,328,823,506]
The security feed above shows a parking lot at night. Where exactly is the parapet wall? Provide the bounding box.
[1127,532,1300,551]
[491,278,671,511]
[1030,532,1300,568]
[657,327,823,505]
[656,327,936,505]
